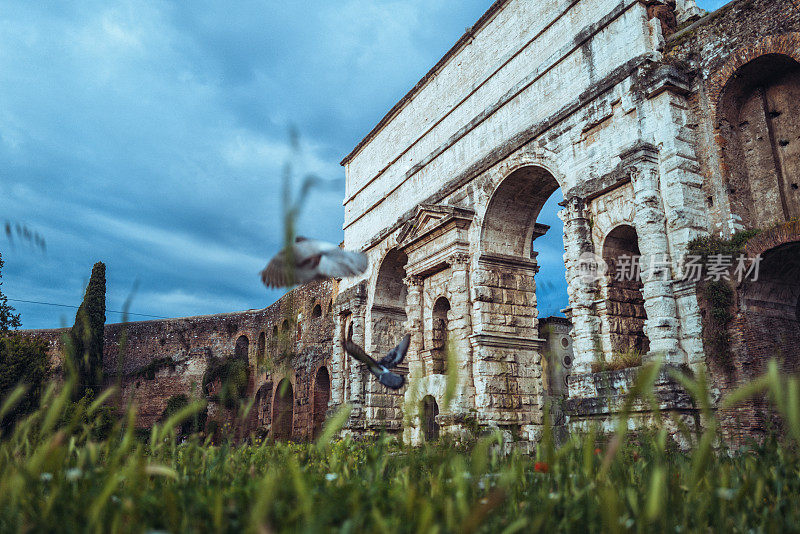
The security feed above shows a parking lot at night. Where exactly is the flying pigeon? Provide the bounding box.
[260,237,368,288]
[343,334,411,390]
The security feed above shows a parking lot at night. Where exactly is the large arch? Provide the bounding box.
[312,367,331,438]
[272,379,294,441]
[601,224,649,357]
[474,164,564,430]
[718,53,800,228]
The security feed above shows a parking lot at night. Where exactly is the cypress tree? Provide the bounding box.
[70,262,106,398]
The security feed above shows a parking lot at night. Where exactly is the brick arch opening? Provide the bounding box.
[312,302,322,318]
[421,395,439,442]
[431,297,450,374]
[272,379,293,441]
[718,53,800,227]
[740,241,800,375]
[312,366,330,438]
[235,335,249,361]
[601,224,649,356]
[372,248,408,354]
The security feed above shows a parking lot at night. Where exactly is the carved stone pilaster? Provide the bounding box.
[560,196,601,374]
[629,164,683,362]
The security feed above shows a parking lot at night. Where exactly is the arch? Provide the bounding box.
[312,366,331,438]
[371,248,408,355]
[255,381,273,426]
[312,303,322,318]
[257,332,266,363]
[281,319,289,332]
[601,224,649,356]
[480,165,560,258]
[421,395,439,442]
[717,53,800,227]
[272,378,294,441]
[235,335,249,361]
[431,297,451,374]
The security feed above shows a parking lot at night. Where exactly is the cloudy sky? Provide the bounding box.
[1,0,729,329]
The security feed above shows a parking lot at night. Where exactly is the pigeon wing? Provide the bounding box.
[378,333,410,369]
[260,249,290,288]
[343,339,382,374]
[316,248,368,279]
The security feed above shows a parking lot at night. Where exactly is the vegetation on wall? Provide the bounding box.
[687,230,760,372]
[160,394,207,437]
[0,253,21,333]
[202,355,250,410]
[68,262,107,399]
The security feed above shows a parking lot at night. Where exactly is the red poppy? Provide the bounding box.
[534,462,549,473]
[594,448,602,455]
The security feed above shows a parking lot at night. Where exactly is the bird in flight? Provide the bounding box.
[343,334,411,390]
[261,237,368,288]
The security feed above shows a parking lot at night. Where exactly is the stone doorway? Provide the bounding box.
[421,395,439,442]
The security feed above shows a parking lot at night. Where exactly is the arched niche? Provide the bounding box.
[272,379,294,441]
[431,297,451,374]
[235,335,249,361]
[312,367,331,438]
[421,395,439,442]
[255,381,273,426]
[718,54,800,227]
[601,224,649,356]
[372,248,408,354]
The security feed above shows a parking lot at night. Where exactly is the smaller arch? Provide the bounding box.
[272,378,294,441]
[421,395,439,442]
[601,224,649,356]
[235,335,249,361]
[312,303,322,318]
[281,319,289,332]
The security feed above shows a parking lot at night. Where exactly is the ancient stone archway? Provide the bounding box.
[256,382,272,427]
[474,165,562,429]
[601,224,649,357]
[312,367,330,438]
[235,335,249,361]
[272,379,293,441]
[431,297,450,374]
[421,395,439,442]
[718,53,800,227]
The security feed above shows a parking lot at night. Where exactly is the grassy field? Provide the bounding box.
[1,361,799,533]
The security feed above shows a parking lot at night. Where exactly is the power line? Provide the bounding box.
[7,298,170,320]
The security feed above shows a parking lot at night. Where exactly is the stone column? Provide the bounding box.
[447,253,476,409]
[402,274,424,443]
[560,196,601,374]
[630,165,683,362]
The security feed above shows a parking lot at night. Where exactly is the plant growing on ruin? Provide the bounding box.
[68,262,107,399]
[0,253,21,333]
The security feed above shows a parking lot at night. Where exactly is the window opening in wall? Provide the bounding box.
[312,303,322,318]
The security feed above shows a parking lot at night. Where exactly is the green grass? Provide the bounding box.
[1,361,800,532]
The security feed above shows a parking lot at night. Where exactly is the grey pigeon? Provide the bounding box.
[343,334,410,390]
[261,237,368,288]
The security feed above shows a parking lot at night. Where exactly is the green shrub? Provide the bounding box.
[0,334,49,430]
[160,393,207,436]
